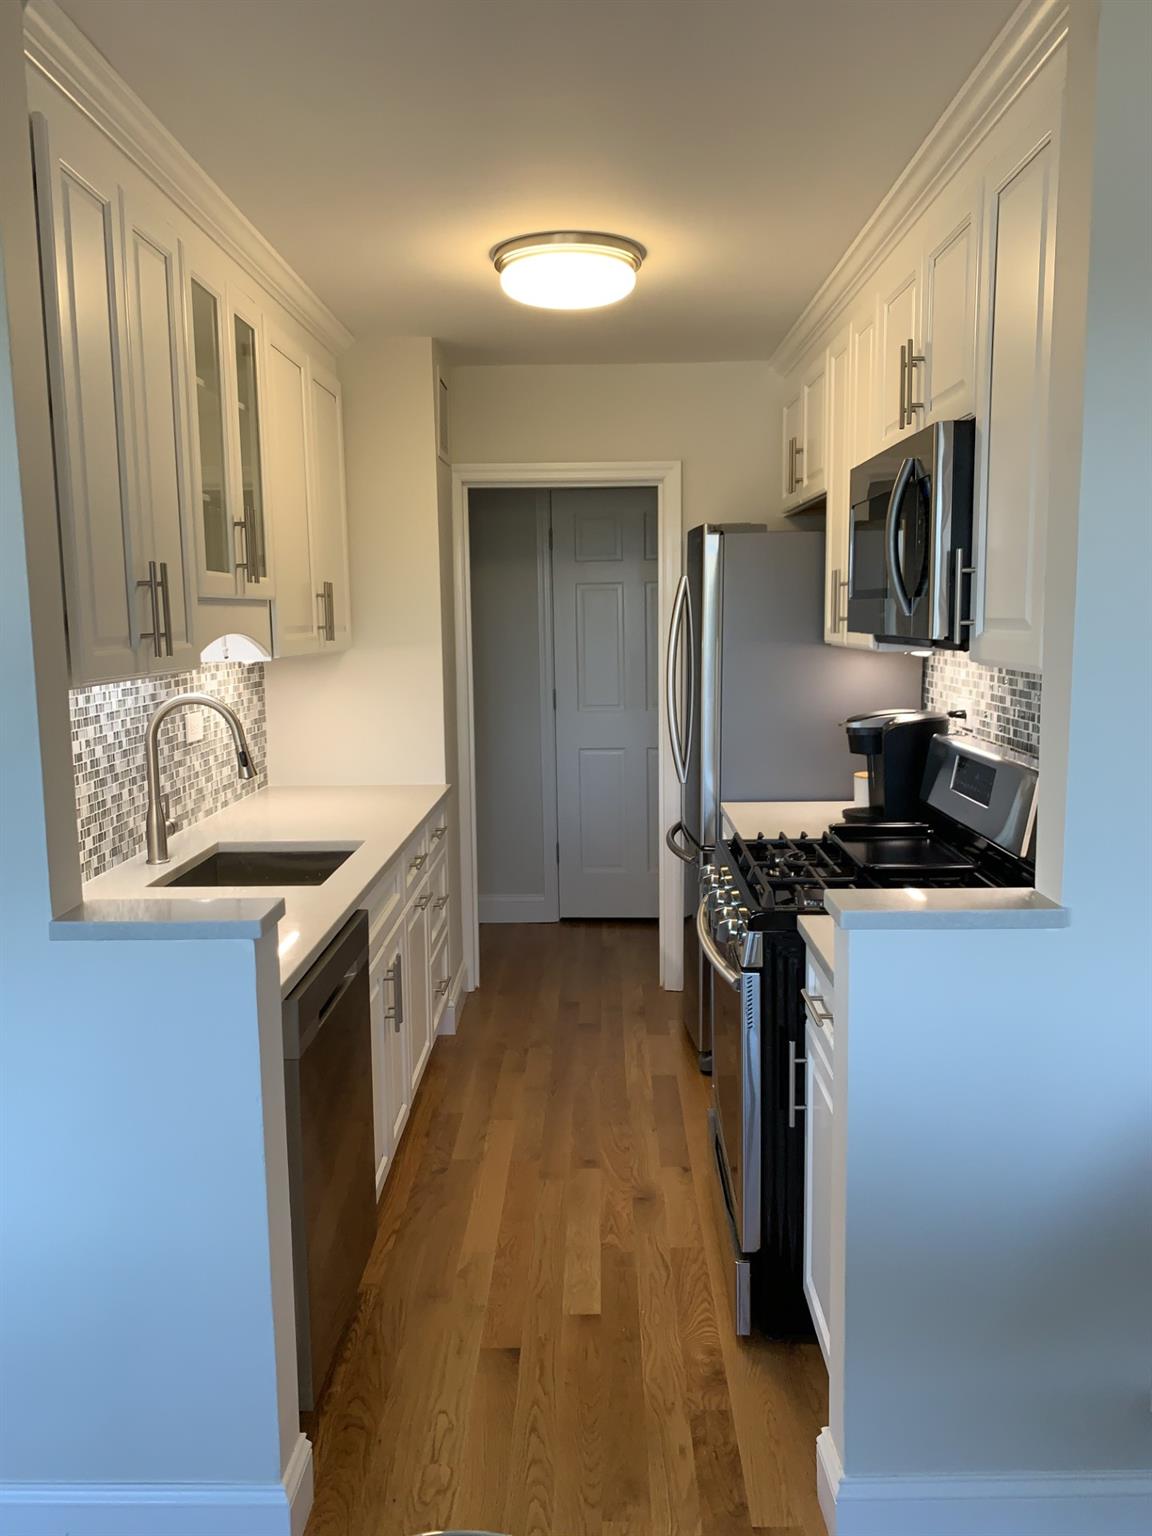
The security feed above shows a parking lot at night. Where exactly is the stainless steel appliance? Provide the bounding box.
[702,733,1037,1334]
[664,526,922,1069]
[841,708,949,823]
[283,910,375,1410]
[846,419,976,647]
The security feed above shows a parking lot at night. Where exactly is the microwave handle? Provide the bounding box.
[885,456,917,618]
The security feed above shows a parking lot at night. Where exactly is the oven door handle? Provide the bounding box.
[696,899,740,990]
[885,455,918,617]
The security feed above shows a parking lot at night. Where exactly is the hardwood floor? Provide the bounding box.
[304,921,828,1536]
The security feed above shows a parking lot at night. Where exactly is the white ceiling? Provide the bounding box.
[57,0,1019,363]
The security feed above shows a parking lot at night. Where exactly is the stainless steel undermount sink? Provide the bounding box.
[153,846,356,888]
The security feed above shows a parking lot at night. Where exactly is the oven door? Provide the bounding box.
[846,422,958,645]
[698,903,761,1254]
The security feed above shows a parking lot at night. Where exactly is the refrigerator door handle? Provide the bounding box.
[665,819,700,864]
[682,571,696,781]
[666,574,690,786]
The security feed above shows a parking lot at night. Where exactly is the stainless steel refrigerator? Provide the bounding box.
[664,525,922,1068]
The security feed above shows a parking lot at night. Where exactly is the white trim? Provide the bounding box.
[0,1434,314,1536]
[23,0,352,357]
[436,959,468,1037]
[817,1430,1152,1536]
[479,893,561,924]
[772,0,1068,373]
[452,461,684,992]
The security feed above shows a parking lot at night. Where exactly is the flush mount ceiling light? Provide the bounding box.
[491,231,646,310]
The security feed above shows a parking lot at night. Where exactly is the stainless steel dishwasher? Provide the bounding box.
[282,910,375,1410]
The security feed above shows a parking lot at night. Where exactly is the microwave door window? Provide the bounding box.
[847,487,892,633]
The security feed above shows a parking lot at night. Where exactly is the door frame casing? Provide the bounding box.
[451,460,684,992]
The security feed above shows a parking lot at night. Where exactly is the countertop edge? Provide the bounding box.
[797,915,836,979]
[50,896,286,941]
[824,890,1069,930]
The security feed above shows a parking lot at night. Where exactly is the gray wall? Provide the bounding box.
[469,489,550,914]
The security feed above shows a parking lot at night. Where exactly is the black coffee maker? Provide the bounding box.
[842,710,950,823]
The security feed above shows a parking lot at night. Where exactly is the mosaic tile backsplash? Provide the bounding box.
[71,663,268,882]
[923,651,1042,761]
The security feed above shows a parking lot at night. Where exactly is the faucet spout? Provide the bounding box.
[144,692,258,864]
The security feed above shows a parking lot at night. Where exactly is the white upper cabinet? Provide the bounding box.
[32,105,196,683]
[780,351,829,511]
[31,75,352,679]
[876,234,923,447]
[307,364,352,652]
[919,184,981,424]
[971,88,1061,672]
[265,337,352,656]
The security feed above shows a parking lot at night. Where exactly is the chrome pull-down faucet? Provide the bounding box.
[144,692,256,865]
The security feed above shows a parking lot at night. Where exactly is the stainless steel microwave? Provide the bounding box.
[846,419,975,648]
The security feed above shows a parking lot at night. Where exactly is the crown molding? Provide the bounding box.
[771,0,1068,375]
[23,0,353,356]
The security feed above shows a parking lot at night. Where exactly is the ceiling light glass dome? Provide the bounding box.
[491,232,646,310]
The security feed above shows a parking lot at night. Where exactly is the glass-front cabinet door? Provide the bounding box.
[232,306,270,590]
[185,263,273,599]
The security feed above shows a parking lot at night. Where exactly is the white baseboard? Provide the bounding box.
[0,1434,314,1536]
[817,1428,1152,1536]
[436,961,468,1037]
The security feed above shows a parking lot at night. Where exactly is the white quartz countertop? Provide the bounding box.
[798,915,836,980]
[722,800,847,840]
[65,785,450,993]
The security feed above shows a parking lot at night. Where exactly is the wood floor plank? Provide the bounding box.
[304,921,828,1536]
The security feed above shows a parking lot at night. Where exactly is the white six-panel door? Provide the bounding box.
[551,488,659,919]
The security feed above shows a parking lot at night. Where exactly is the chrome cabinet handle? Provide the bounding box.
[415,893,432,911]
[665,574,690,787]
[899,342,908,430]
[157,561,174,656]
[431,825,447,843]
[830,565,840,632]
[905,335,925,426]
[433,894,449,911]
[801,988,833,1030]
[951,549,976,645]
[233,518,250,577]
[138,561,163,658]
[787,1038,807,1129]
[435,976,450,998]
[793,439,803,490]
[384,953,404,1031]
[315,590,326,635]
[323,580,336,642]
[409,853,427,873]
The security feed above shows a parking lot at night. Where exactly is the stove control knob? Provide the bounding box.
[717,913,744,944]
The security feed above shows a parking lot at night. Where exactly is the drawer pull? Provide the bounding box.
[801,988,833,1029]
[435,976,450,998]
[433,894,450,911]
[414,893,432,911]
[430,825,447,843]
[409,853,428,873]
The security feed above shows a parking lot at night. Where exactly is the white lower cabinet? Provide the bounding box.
[369,919,409,1195]
[405,877,433,1095]
[802,978,835,1368]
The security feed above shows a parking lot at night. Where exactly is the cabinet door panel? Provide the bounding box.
[406,892,432,1094]
[803,1023,834,1367]
[308,364,352,650]
[824,330,851,645]
[231,302,272,593]
[122,196,197,672]
[800,352,827,496]
[186,254,237,598]
[32,114,138,682]
[973,124,1058,671]
[266,333,318,654]
[850,304,878,465]
[923,202,979,422]
[878,246,921,445]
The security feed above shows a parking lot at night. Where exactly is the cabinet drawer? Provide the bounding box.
[366,861,403,954]
[429,924,451,1025]
[803,950,836,1054]
[426,809,450,858]
[403,826,430,889]
[428,857,451,946]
